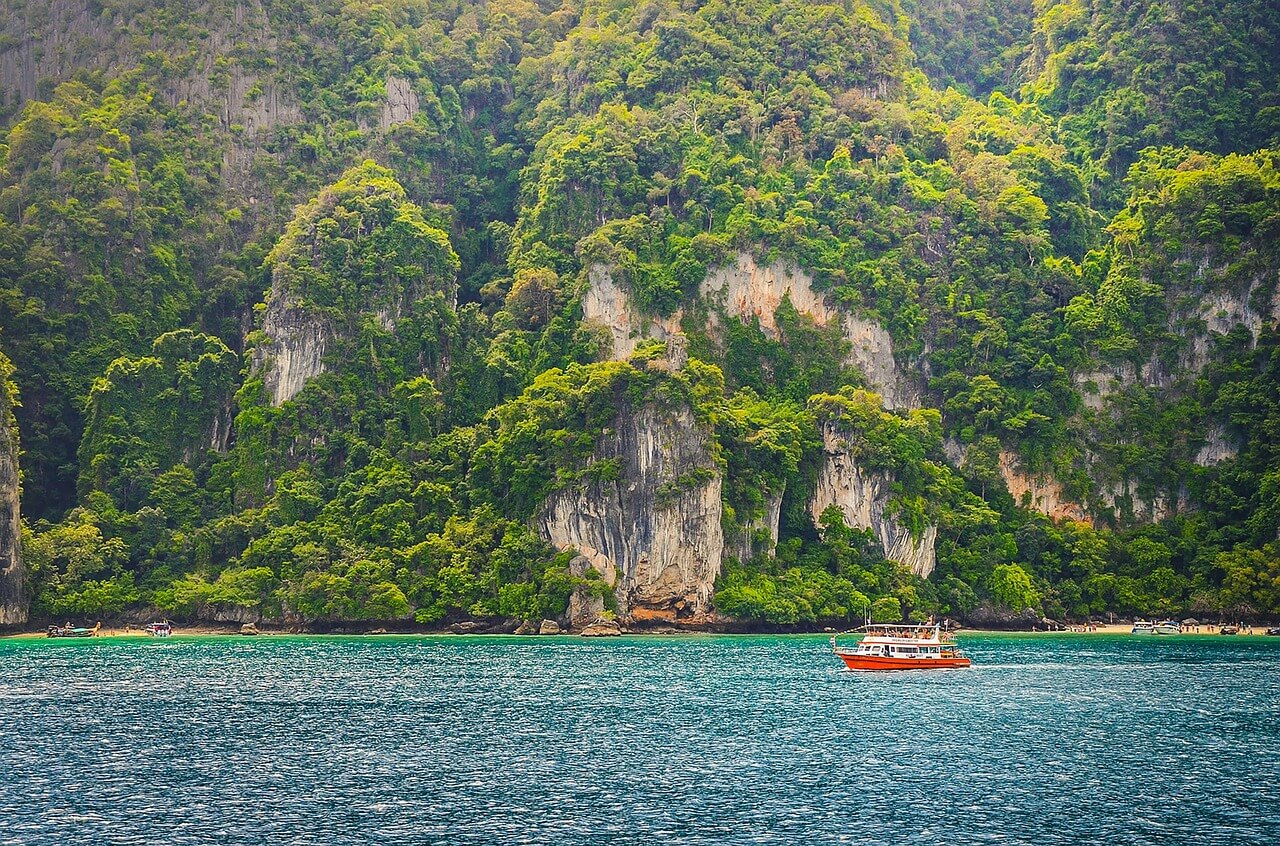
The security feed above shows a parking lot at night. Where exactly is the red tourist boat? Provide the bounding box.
[831,624,971,670]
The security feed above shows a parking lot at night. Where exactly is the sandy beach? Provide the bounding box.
[5,621,1277,639]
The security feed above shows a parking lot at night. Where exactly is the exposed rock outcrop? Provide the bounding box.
[255,296,333,406]
[728,488,784,563]
[701,254,918,409]
[580,620,622,636]
[1092,479,1183,524]
[211,604,268,626]
[1194,425,1238,467]
[810,424,936,577]
[567,553,608,628]
[380,75,421,130]
[538,619,562,635]
[581,265,681,359]
[963,603,1043,631]
[1180,274,1280,374]
[0,1,303,164]
[0,361,24,627]
[539,401,724,618]
[997,451,1088,523]
[583,253,917,408]
[1063,273,1279,525]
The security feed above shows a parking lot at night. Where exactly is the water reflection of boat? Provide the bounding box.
[831,624,971,670]
[47,622,100,638]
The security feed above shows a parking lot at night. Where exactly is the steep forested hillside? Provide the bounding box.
[2,0,1278,630]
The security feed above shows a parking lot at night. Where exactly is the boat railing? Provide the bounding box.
[831,624,957,649]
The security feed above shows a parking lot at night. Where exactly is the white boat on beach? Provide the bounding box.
[1153,620,1181,635]
[1131,620,1156,634]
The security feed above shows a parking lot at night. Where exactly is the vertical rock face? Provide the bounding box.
[810,424,936,577]
[729,488,784,563]
[380,75,421,130]
[566,553,608,628]
[539,402,724,618]
[256,296,333,407]
[700,253,918,409]
[0,362,25,626]
[582,253,918,408]
[581,265,681,359]
[1194,425,1238,467]
[996,450,1088,523]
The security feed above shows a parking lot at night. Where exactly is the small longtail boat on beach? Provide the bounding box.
[46,622,101,638]
[831,624,971,671]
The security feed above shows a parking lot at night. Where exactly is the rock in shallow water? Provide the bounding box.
[538,619,561,635]
[579,620,622,637]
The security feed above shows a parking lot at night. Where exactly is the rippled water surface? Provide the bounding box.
[2,633,1279,845]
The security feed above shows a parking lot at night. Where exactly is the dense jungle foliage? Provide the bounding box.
[2,0,1279,627]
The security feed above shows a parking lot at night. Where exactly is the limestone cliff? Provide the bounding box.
[728,488,784,564]
[581,265,681,359]
[583,252,917,408]
[0,358,24,626]
[997,454,1088,523]
[1073,275,1280,408]
[538,401,723,620]
[566,553,609,628]
[380,75,421,131]
[1195,425,1238,466]
[811,424,936,577]
[701,254,918,409]
[255,294,334,407]
[1066,268,1280,524]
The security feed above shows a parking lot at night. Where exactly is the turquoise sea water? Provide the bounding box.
[2,633,1278,845]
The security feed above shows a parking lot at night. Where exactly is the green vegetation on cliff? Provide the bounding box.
[3,0,1280,627]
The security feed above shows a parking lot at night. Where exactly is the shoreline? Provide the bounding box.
[5,622,1277,640]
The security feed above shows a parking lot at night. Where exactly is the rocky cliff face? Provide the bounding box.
[583,252,917,407]
[255,294,333,407]
[380,75,421,131]
[1064,270,1280,523]
[728,488,784,564]
[1074,275,1280,407]
[701,254,918,409]
[538,401,724,620]
[0,363,25,626]
[581,265,681,359]
[995,450,1088,523]
[811,424,936,577]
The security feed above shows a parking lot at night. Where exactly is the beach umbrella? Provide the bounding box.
[1182,618,1199,625]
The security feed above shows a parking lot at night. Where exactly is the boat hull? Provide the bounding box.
[836,653,971,671]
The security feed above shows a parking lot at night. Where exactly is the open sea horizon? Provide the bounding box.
[2,632,1278,845]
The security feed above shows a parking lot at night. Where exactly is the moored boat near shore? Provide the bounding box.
[46,622,101,638]
[831,624,971,670]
